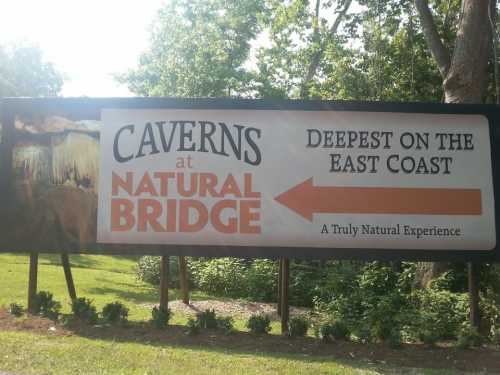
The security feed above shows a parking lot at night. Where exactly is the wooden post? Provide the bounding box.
[27,253,38,313]
[61,253,77,300]
[280,258,290,335]
[159,255,170,310]
[468,262,480,328]
[178,256,190,304]
[277,259,282,316]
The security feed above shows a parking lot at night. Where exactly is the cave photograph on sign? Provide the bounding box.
[1,114,100,251]
[1,103,496,255]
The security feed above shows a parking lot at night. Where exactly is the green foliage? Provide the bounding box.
[196,309,218,329]
[246,313,271,334]
[32,291,61,320]
[456,325,483,349]
[101,302,129,324]
[0,44,63,97]
[186,317,201,335]
[320,321,350,342]
[151,306,171,329]
[418,329,439,345]
[492,328,500,347]
[185,310,233,334]
[216,316,235,334]
[135,256,181,287]
[118,0,265,97]
[71,298,98,324]
[386,329,403,349]
[188,258,330,306]
[8,303,23,317]
[246,259,279,301]
[189,259,248,298]
[288,316,309,337]
[413,289,468,341]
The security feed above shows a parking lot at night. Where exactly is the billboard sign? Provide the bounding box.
[1,98,499,261]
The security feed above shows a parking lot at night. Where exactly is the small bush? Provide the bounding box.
[135,256,181,287]
[71,298,98,324]
[386,329,403,349]
[288,316,309,337]
[186,317,200,335]
[32,291,61,320]
[216,316,234,334]
[196,309,218,329]
[456,325,483,349]
[151,306,171,329]
[102,302,128,324]
[246,313,271,334]
[418,329,439,345]
[492,328,500,347]
[415,289,468,341]
[320,321,350,342]
[8,303,23,317]
[352,325,373,344]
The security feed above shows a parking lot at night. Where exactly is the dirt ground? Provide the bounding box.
[1,308,500,374]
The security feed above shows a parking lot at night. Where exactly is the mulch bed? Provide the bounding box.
[1,309,499,373]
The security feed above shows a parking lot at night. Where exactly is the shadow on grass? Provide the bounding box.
[3,253,140,271]
[59,320,497,375]
[86,284,210,306]
[88,286,159,304]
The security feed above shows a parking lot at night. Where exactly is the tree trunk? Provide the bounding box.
[443,0,492,103]
[414,0,493,288]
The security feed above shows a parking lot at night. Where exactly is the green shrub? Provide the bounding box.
[288,316,309,337]
[386,329,403,349]
[71,298,98,324]
[456,325,483,349]
[246,259,278,302]
[135,256,181,287]
[102,302,128,324]
[8,303,23,317]
[418,329,439,345]
[216,316,234,334]
[151,306,171,329]
[352,325,373,344]
[320,321,350,342]
[246,313,271,334]
[492,328,500,347]
[414,289,468,341]
[196,309,218,329]
[189,258,248,298]
[32,291,61,320]
[186,317,200,335]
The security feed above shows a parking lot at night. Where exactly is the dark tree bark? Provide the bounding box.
[415,0,493,103]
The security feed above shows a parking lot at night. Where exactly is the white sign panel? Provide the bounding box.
[97,109,496,251]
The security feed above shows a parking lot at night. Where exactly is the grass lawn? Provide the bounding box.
[0,330,448,375]
[0,253,498,375]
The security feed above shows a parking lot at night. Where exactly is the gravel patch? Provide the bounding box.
[143,299,310,319]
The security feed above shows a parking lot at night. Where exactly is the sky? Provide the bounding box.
[0,0,165,97]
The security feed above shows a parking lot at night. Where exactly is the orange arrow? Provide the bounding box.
[274,178,482,222]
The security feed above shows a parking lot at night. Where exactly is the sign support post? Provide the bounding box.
[178,256,189,304]
[468,262,481,328]
[27,253,38,313]
[61,253,77,301]
[159,255,169,310]
[280,258,290,335]
[277,259,282,317]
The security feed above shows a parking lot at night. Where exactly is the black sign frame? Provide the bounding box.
[1,97,499,262]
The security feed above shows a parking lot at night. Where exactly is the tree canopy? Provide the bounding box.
[120,0,498,104]
[0,44,63,97]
